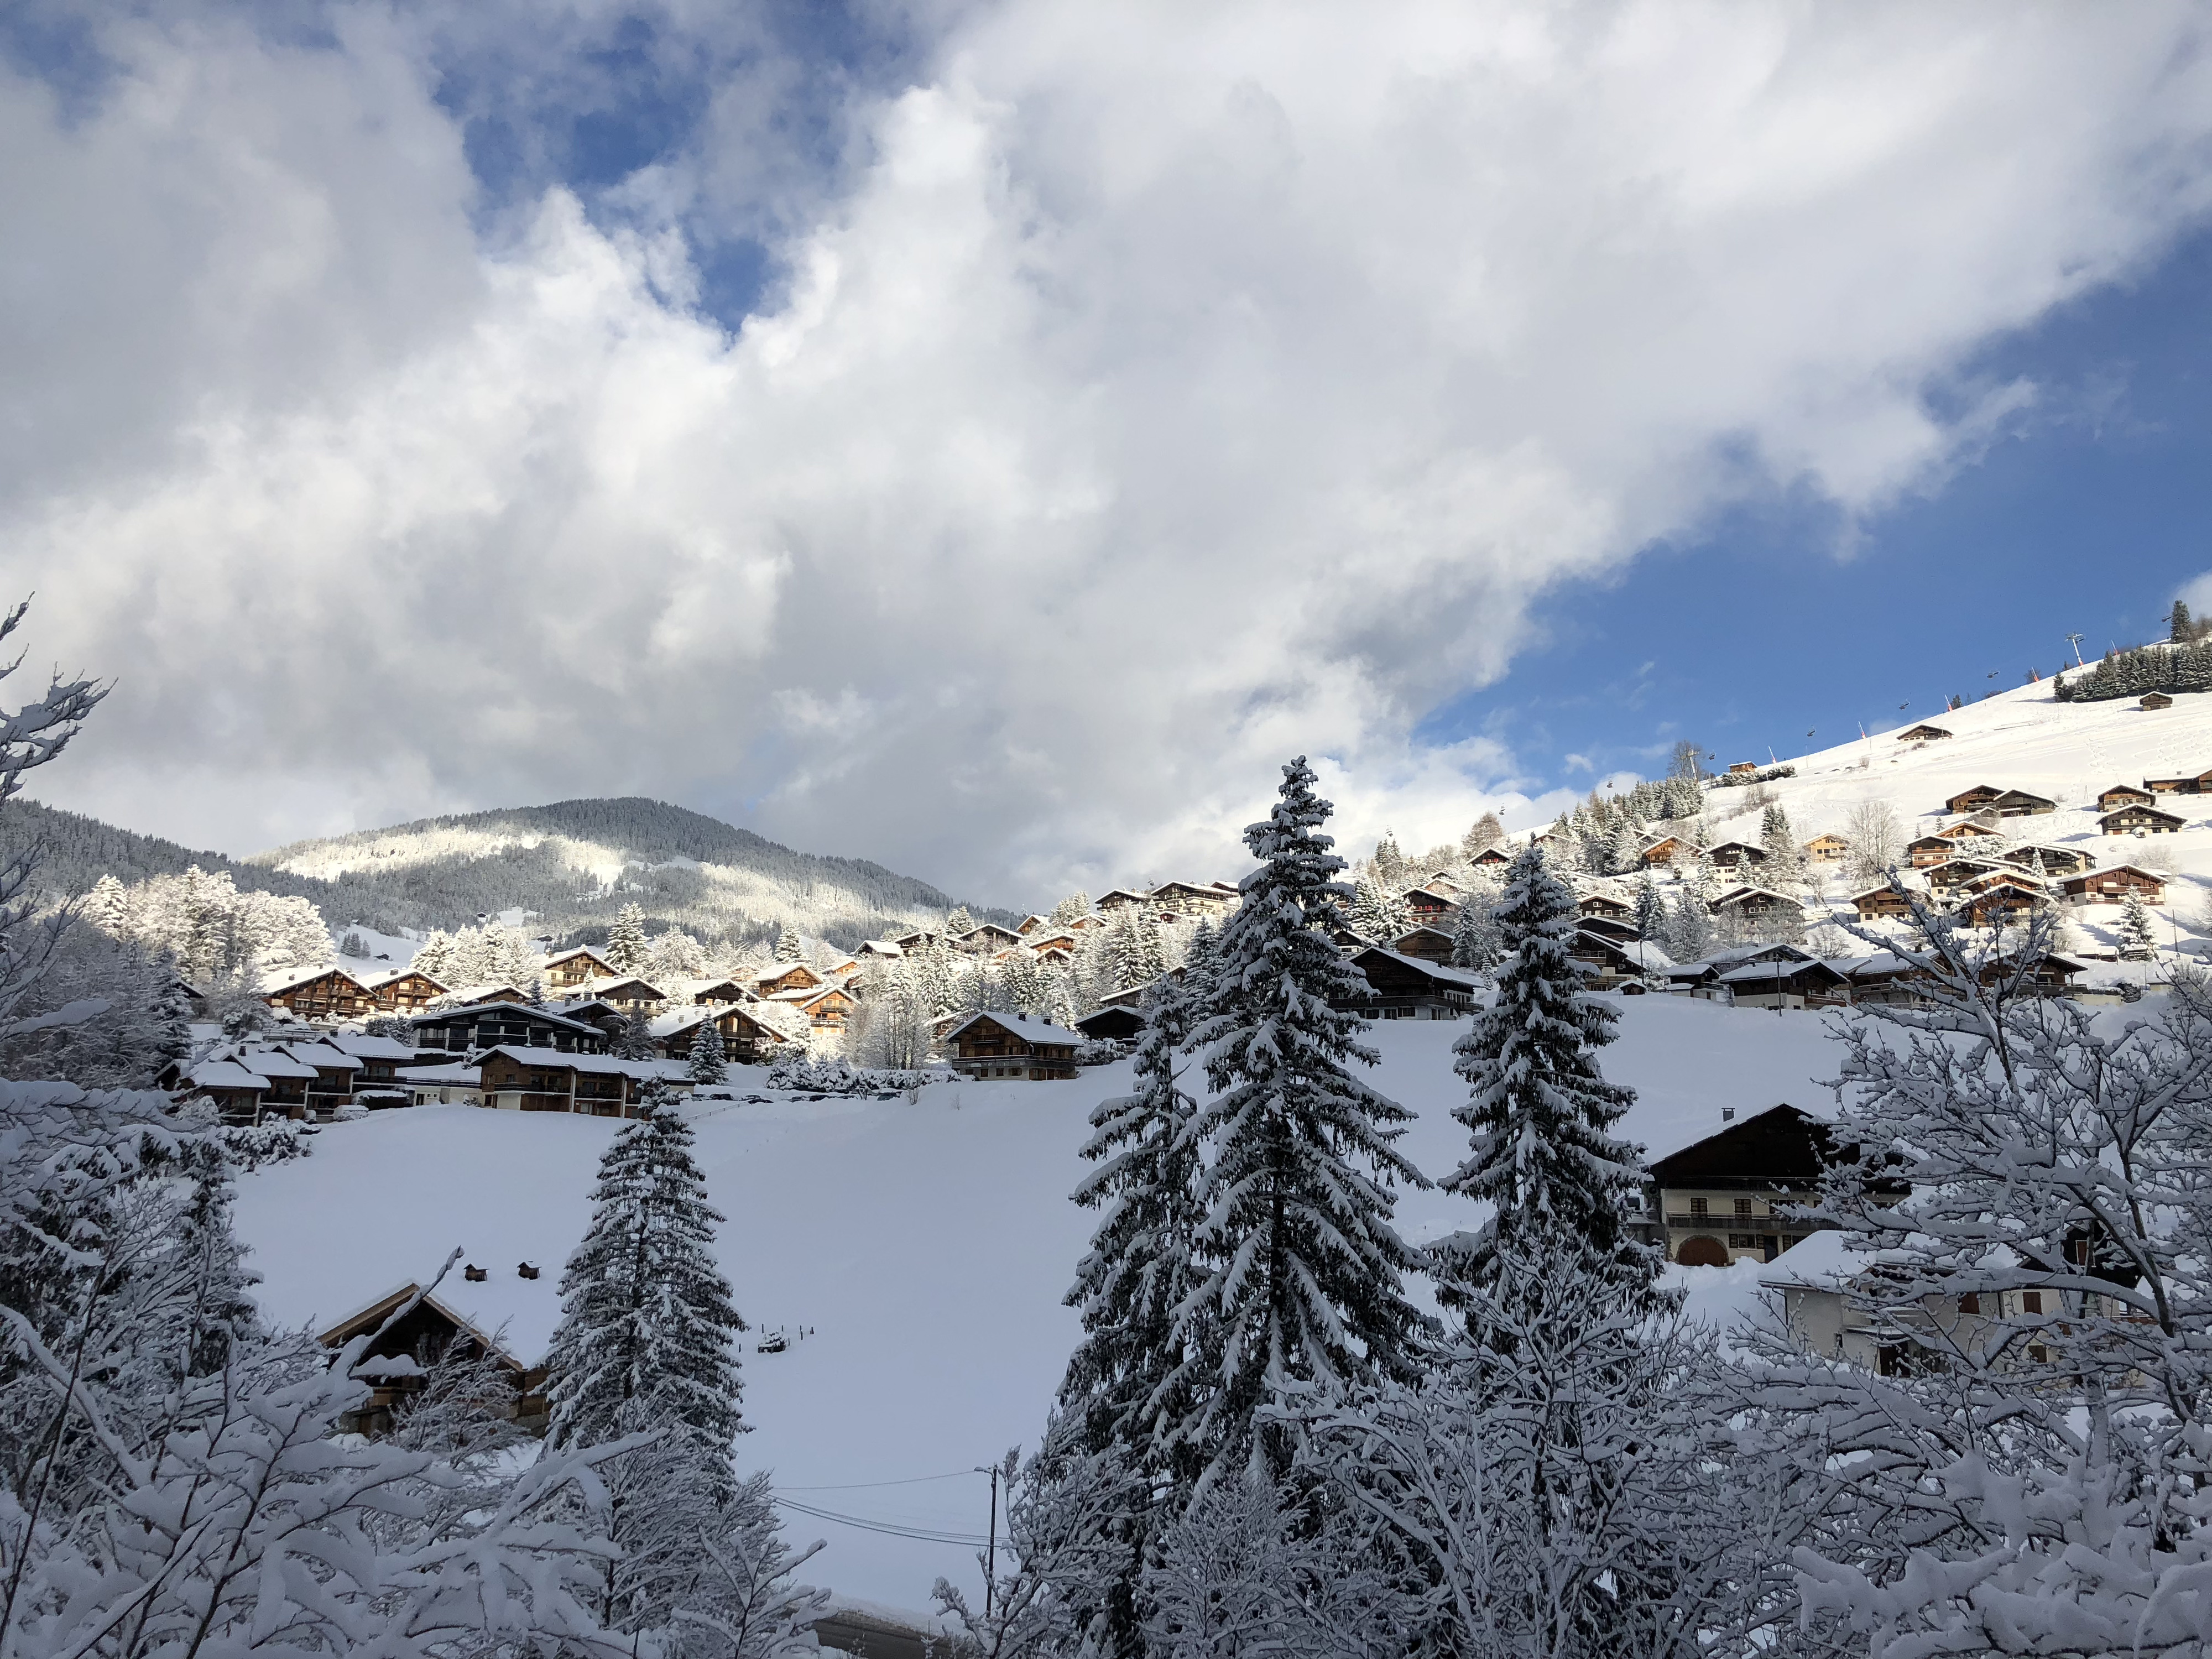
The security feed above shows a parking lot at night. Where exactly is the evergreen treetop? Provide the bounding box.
[1441,844,1658,1310]
[605,902,651,974]
[773,922,804,963]
[687,1014,729,1084]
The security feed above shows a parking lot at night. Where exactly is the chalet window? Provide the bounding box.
[1958,1293,1980,1314]
[1733,1197,1753,1218]
[1689,1196,1708,1219]
[2021,1290,2043,1314]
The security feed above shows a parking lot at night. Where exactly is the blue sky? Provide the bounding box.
[4,3,2209,897]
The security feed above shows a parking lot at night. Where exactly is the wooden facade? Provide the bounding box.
[1851,885,1919,922]
[1470,847,1511,869]
[1999,844,2094,876]
[1402,885,1460,919]
[1704,841,1768,870]
[2098,783,2155,811]
[756,963,825,997]
[2141,692,2174,709]
[2100,805,2185,835]
[1639,836,1689,867]
[1896,724,1953,742]
[541,947,617,989]
[1944,784,2005,815]
[1074,1005,1147,1043]
[1337,948,1483,1018]
[1803,833,1850,864]
[1578,893,1632,919]
[1149,880,1240,920]
[478,1047,658,1115]
[1988,789,2057,817]
[943,1013,1081,1080]
[660,1004,801,1065]
[364,970,447,1014]
[411,1002,607,1058]
[1390,925,1455,964]
[264,968,377,1022]
[320,1286,547,1438]
[591,976,666,1013]
[2142,769,2212,794]
[1708,886,1803,924]
[1645,1105,1881,1266]
[1906,833,1961,867]
[2060,865,2167,905]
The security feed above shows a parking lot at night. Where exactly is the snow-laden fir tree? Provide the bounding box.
[1605,811,1644,875]
[1759,804,1807,888]
[1177,757,1433,1484]
[1348,869,1407,943]
[2116,891,2158,959]
[772,921,804,963]
[945,904,975,937]
[688,1013,729,1084]
[411,926,456,984]
[1051,890,1093,926]
[1103,903,1167,992]
[1632,869,1667,941]
[1371,830,1407,890]
[1438,843,1658,1311]
[606,901,651,974]
[613,1011,659,1061]
[545,1082,748,1468]
[1449,888,1504,972]
[1662,872,1715,964]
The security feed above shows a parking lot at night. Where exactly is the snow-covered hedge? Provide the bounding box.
[221,1116,316,1170]
[764,1056,946,1094]
[1707,764,1796,789]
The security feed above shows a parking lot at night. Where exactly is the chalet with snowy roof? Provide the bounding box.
[2100,804,2184,836]
[591,976,666,1014]
[1850,885,1921,922]
[1943,784,2005,815]
[320,1284,547,1438]
[1953,875,2049,929]
[1578,893,1632,919]
[1906,831,1971,865]
[1896,724,1952,742]
[757,963,827,997]
[1986,788,2057,818]
[1401,885,1460,919]
[1470,846,1511,869]
[1337,948,1484,1018]
[1999,844,2094,877]
[1981,950,2086,993]
[1578,915,1640,942]
[1714,956,1854,1011]
[954,923,1025,954]
[1567,932,1673,989]
[1803,833,1850,864]
[853,940,904,962]
[686,976,758,1004]
[329,1032,415,1102]
[1923,857,2004,894]
[654,1003,804,1065]
[1094,888,1154,916]
[1645,1104,1877,1266]
[179,1059,269,1121]
[278,1040,366,1113]
[1074,1004,1147,1044]
[410,1001,608,1060]
[1663,943,1812,995]
[540,947,617,989]
[769,983,855,1035]
[477,1047,678,1116]
[1638,835,1689,867]
[2060,865,2167,906]
[1707,886,1803,925]
[1726,761,1759,775]
[437,983,531,1006]
[891,929,939,952]
[231,1047,317,1117]
[2098,783,2155,812]
[264,967,378,1023]
[1390,925,1455,965]
[2142,692,2174,709]
[362,969,447,1014]
[943,1012,1081,1081]
[2143,768,2212,793]
[1703,841,1768,872]
[1150,880,1239,920]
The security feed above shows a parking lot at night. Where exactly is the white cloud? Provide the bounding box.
[5,2,2210,904]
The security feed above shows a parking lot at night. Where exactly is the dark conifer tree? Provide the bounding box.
[1175,757,1431,1484]
[1439,844,1659,1314]
[687,1014,729,1085]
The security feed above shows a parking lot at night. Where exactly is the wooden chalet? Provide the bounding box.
[2098,783,2155,811]
[773,983,855,1035]
[330,1033,415,1102]
[1803,833,1849,864]
[1726,761,1759,775]
[955,923,1026,953]
[478,1047,669,1115]
[688,977,758,1005]
[1390,925,1455,965]
[1639,835,1690,867]
[1663,942,1812,995]
[1923,857,2003,894]
[320,1285,547,1437]
[1987,788,2057,818]
[1999,844,2094,876]
[1896,724,1953,742]
[656,1003,802,1065]
[1954,874,2049,928]
[1074,1005,1148,1043]
[1943,784,2005,815]
[1568,932,1673,989]
[1579,893,1632,919]
[1714,956,1854,1010]
[2141,692,2174,709]
[1150,880,1239,920]
[1015,914,1052,936]
[1402,885,1461,919]
[362,969,447,1014]
[1850,885,1919,922]
[2143,769,2212,794]
[180,1060,269,1122]
[757,963,826,997]
[592,976,666,1014]
[1982,951,2086,994]
[1094,888,1153,915]
[264,967,378,1022]
[540,947,617,989]
[1645,1105,1876,1266]
[2060,865,2167,906]
[410,1001,608,1059]
[942,1012,1081,1081]
[2099,804,2185,836]
[1578,915,1641,942]
[1906,833,1962,868]
[1337,948,1484,1018]
[891,929,940,952]
[233,1047,317,1117]
[280,1040,366,1113]
[1704,841,1768,871]
[1470,846,1511,869]
[1708,886,1803,924]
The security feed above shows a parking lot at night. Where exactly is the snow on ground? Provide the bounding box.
[231,997,1843,1614]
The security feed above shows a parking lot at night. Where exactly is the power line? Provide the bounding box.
[772,1497,989,1547]
[781,1469,977,1492]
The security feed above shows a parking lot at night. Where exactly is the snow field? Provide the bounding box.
[232,995,1839,1613]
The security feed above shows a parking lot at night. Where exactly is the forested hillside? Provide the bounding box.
[247,796,1010,948]
[2,796,332,908]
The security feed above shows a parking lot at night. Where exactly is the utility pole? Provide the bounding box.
[2065,633,2086,668]
[974,1463,1000,1619]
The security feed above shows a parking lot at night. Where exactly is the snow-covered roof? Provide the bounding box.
[264,965,366,995]
[1757,1229,1861,1291]
[1714,958,1847,986]
[541,947,614,969]
[357,967,446,990]
[280,1041,362,1071]
[189,1060,268,1092]
[1351,947,1489,988]
[478,1046,691,1081]
[327,1033,416,1062]
[941,1010,1083,1047]
[318,1281,539,1371]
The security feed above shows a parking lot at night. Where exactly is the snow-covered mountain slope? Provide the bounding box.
[246,796,1010,947]
[231,1001,1838,1615]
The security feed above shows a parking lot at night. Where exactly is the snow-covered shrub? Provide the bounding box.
[1072,1037,1125,1067]
[221,1115,317,1170]
[764,1055,941,1094]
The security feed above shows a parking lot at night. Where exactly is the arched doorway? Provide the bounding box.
[1675,1235,1730,1267]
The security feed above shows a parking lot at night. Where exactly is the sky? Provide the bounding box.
[4,0,2209,907]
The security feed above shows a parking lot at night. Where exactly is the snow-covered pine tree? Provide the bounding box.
[1347,869,1406,943]
[1177,757,1433,1484]
[945,905,975,937]
[1632,869,1667,940]
[1372,830,1407,890]
[1760,804,1807,888]
[411,927,456,984]
[613,1013,659,1061]
[2116,891,2158,959]
[1663,872,1715,964]
[1062,966,1206,1476]
[1051,891,1093,927]
[606,902,651,974]
[546,1082,747,1469]
[688,1014,729,1084]
[1438,843,1658,1311]
[1449,889,1504,972]
[1605,811,1644,875]
[340,928,369,958]
[2171,597,2194,643]
[772,922,804,963]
